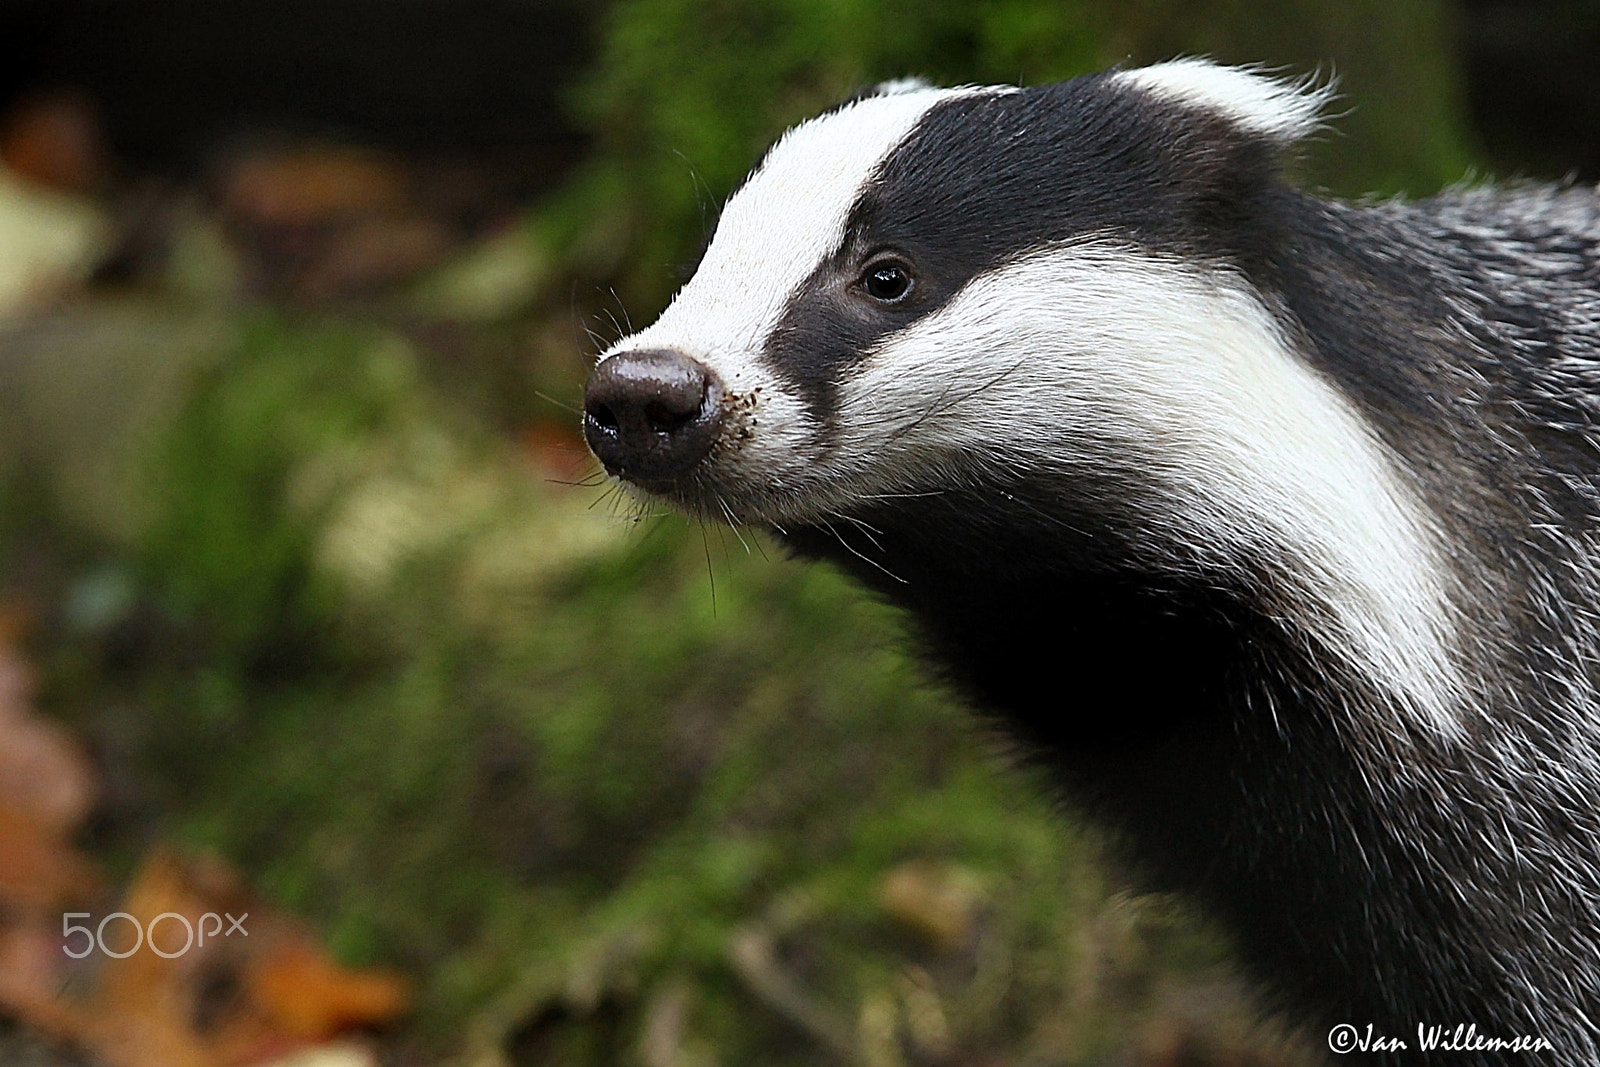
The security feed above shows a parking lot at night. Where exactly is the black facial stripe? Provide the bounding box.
[758,73,1291,436]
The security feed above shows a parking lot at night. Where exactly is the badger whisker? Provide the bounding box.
[701,525,717,614]
[714,492,756,555]
[835,511,887,554]
[576,58,1600,1058]
[817,517,906,584]
[532,389,585,416]
[607,286,635,335]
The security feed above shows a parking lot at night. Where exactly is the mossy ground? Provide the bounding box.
[0,1,1482,1061]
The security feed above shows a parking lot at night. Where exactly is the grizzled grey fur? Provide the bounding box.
[582,61,1600,1064]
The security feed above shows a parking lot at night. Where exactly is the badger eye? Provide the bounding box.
[859,260,914,303]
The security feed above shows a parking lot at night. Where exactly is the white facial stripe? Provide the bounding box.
[611,85,984,388]
[605,70,1456,735]
[1114,58,1334,141]
[833,244,1462,736]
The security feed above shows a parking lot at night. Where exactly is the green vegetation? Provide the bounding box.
[28,310,1279,1063]
[0,0,1483,1061]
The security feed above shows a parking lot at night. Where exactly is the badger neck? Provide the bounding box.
[777,493,1495,1034]
[778,481,1378,744]
[782,485,1249,747]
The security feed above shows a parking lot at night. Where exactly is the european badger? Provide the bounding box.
[581,60,1600,1062]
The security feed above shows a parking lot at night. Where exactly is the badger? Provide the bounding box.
[580,59,1600,1063]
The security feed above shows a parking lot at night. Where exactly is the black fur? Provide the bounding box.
[770,83,1600,1064]
[600,67,1600,1065]
[763,74,1284,426]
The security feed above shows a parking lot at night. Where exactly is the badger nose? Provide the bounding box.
[583,348,725,484]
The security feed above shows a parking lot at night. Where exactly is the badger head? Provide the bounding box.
[582,59,1466,736]
[583,59,1342,527]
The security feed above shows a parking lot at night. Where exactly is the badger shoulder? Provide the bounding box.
[1264,181,1600,503]
[583,60,1600,1053]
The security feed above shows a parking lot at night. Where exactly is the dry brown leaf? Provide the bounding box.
[0,642,96,832]
[0,629,407,1067]
[69,850,409,1067]
[222,146,408,227]
[0,626,105,1043]
[251,945,410,1042]
[0,91,108,194]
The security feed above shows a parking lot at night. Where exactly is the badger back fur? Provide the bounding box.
[582,59,1600,1062]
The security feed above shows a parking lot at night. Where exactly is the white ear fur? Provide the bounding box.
[868,77,935,98]
[1115,58,1337,141]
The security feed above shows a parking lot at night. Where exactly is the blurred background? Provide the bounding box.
[0,1,1595,1064]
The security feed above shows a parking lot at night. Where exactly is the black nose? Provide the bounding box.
[583,348,725,484]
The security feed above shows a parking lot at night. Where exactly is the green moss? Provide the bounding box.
[1,2,1486,1061]
[12,309,1230,1059]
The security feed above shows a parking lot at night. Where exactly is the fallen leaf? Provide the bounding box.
[70,850,409,1067]
[0,632,408,1066]
[0,640,97,832]
[0,90,108,194]
[252,945,410,1042]
[222,146,408,227]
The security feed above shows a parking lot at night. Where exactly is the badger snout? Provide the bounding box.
[584,348,726,486]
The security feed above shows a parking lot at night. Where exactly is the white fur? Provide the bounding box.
[610,84,1007,507]
[1114,58,1334,141]
[597,61,1600,1047]
[612,84,983,383]
[609,65,1457,738]
[871,77,935,97]
[698,242,1467,739]
[856,246,1464,737]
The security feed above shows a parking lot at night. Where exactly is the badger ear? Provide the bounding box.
[868,76,936,97]
[1114,58,1337,143]
[842,76,937,106]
